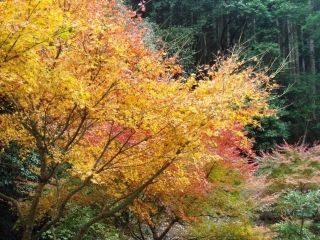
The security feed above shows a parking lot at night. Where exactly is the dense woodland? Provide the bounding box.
[0,1,320,240]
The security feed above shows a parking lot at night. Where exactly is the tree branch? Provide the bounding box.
[0,191,23,221]
[73,154,180,240]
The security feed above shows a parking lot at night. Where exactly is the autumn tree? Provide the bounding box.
[0,1,272,240]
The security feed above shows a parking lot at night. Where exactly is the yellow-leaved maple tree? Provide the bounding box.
[0,1,273,240]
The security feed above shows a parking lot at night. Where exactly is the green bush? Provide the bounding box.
[42,206,125,240]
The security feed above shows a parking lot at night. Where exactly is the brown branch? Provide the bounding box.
[0,32,12,49]
[72,155,179,240]
[33,175,93,240]
[97,131,136,172]
[93,128,127,170]
[156,218,178,240]
[127,223,144,240]
[3,28,69,64]
[3,34,22,62]
[51,104,77,144]
[147,216,179,240]
[20,119,51,240]
[93,81,118,107]
[0,192,23,221]
[138,219,146,240]
[64,108,88,151]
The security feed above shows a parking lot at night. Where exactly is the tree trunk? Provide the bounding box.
[253,17,256,43]
[226,16,230,48]
[287,20,295,79]
[294,25,300,79]
[308,0,317,120]
[22,183,46,240]
[282,20,287,58]
[300,28,306,73]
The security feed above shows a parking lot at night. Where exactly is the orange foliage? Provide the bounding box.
[0,1,273,239]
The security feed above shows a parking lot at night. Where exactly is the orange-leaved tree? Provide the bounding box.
[0,1,273,240]
[116,57,274,240]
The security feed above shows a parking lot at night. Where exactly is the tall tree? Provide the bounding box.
[0,1,272,239]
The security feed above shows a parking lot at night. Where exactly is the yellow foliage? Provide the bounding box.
[0,0,273,234]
